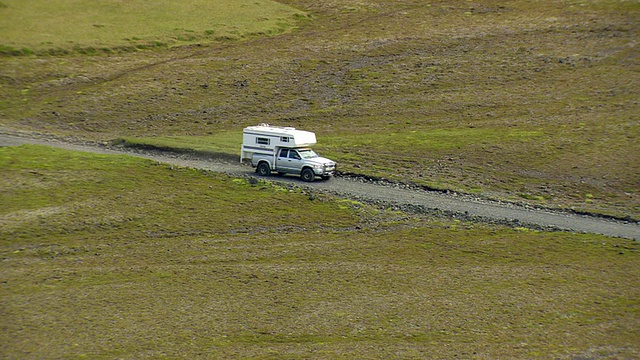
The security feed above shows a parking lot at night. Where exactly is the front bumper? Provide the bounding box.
[314,164,336,176]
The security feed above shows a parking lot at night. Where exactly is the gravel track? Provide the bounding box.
[2,133,639,240]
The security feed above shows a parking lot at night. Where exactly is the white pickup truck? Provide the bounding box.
[240,124,337,182]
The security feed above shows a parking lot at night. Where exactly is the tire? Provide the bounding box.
[257,162,270,176]
[301,168,315,182]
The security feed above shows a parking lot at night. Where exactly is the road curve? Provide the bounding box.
[1,134,639,240]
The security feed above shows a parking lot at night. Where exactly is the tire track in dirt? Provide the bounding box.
[1,133,639,240]
[78,3,425,86]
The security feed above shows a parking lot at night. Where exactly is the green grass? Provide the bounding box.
[0,0,307,54]
[323,128,544,153]
[317,127,545,176]
[116,132,242,158]
[0,145,360,238]
[1,145,639,358]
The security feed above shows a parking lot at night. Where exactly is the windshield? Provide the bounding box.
[298,149,318,159]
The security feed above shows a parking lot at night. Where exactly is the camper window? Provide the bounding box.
[281,136,290,143]
[256,137,270,145]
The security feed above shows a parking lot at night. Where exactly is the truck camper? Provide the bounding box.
[241,124,336,182]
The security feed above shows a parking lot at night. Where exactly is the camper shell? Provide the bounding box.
[240,124,336,182]
[241,124,317,162]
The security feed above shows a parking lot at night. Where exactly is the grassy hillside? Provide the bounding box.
[0,0,307,55]
[1,145,639,358]
[1,2,639,358]
[1,0,638,219]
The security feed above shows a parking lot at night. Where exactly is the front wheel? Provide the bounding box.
[301,168,315,182]
[257,162,271,176]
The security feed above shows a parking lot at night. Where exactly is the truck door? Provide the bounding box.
[277,148,291,172]
[288,149,304,173]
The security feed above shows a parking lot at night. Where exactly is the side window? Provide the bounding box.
[289,151,301,160]
[279,148,288,158]
[256,137,270,145]
[281,136,290,143]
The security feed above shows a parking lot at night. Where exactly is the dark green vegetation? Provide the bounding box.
[2,146,639,358]
[1,0,639,220]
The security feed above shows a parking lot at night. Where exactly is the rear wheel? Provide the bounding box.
[257,162,271,176]
[301,168,315,182]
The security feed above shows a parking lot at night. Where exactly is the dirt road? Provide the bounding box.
[2,133,638,240]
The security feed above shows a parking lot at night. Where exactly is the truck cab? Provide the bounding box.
[277,148,304,173]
